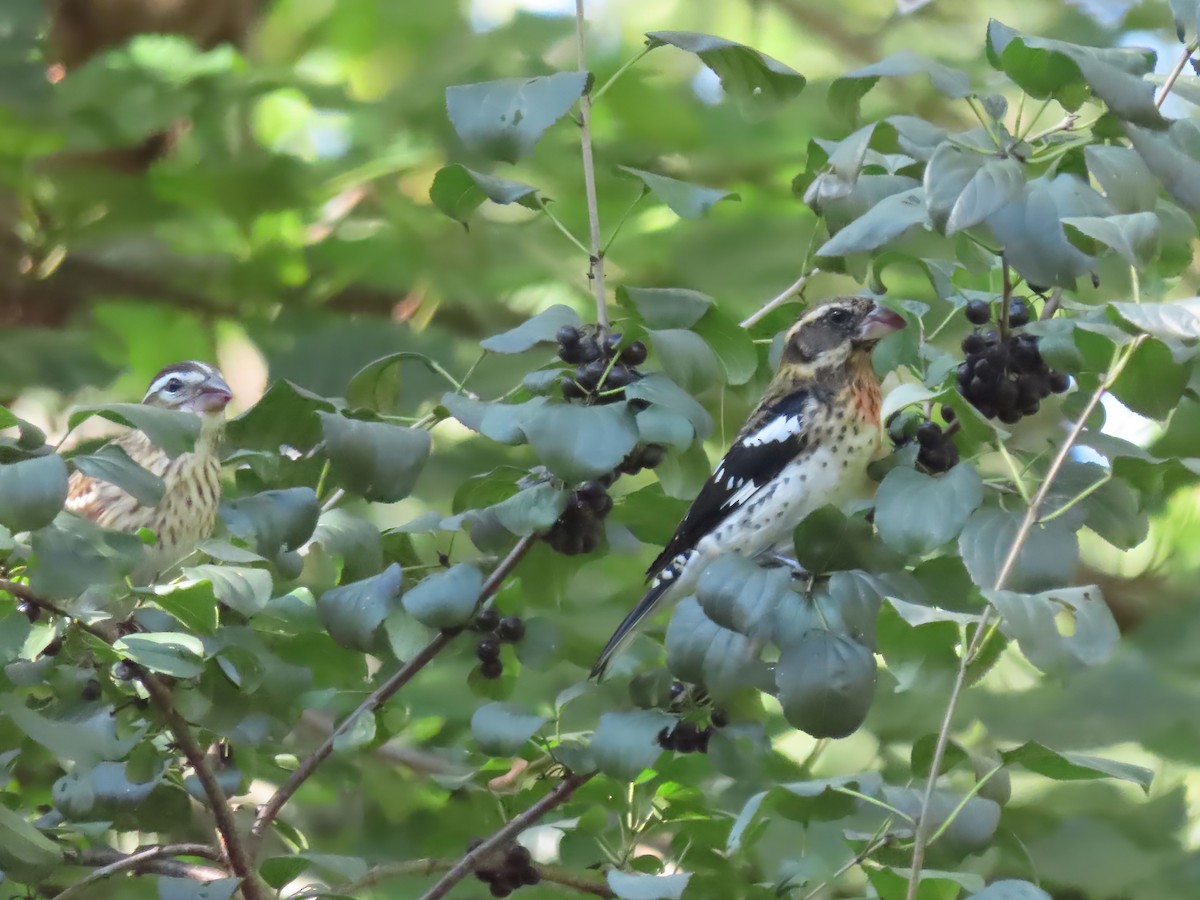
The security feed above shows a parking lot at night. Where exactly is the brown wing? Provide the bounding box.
[65,431,169,531]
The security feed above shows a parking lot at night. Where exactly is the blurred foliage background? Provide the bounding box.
[3,0,1200,898]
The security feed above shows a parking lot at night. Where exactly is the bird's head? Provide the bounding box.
[779,297,906,376]
[142,361,232,419]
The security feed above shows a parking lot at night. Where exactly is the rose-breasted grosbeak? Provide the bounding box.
[592,297,905,677]
[66,361,232,583]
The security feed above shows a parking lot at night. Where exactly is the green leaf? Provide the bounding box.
[882,786,1000,850]
[1108,338,1188,420]
[319,414,430,503]
[946,157,1026,236]
[607,870,691,900]
[693,309,757,385]
[150,579,219,635]
[1109,298,1200,341]
[875,464,983,555]
[318,563,404,651]
[618,166,740,220]
[617,286,713,329]
[695,555,794,643]
[0,803,62,869]
[983,178,1095,289]
[68,403,199,457]
[429,164,539,224]
[817,187,926,257]
[0,695,137,767]
[488,483,568,536]
[71,444,164,507]
[590,709,670,780]
[986,20,1164,125]
[0,455,68,532]
[179,565,274,617]
[959,508,1078,593]
[830,51,970,124]
[346,352,454,414]
[1085,145,1159,214]
[401,563,481,629]
[30,516,144,600]
[157,877,243,900]
[445,72,590,162]
[985,585,1118,674]
[310,508,384,582]
[114,632,206,678]
[521,402,639,482]
[226,380,335,452]
[441,395,542,445]
[470,702,548,756]
[727,773,884,852]
[646,328,722,393]
[793,505,900,574]
[1126,121,1200,213]
[625,374,713,440]
[646,31,805,107]
[1062,213,1159,267]
[1000,742,1153,793]
[220,487,320,559]
[480,305,583,354]
[665,597,771,700]
[970,882,1052,900]
[776,630,876,738]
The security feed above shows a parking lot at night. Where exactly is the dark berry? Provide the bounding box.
[994,379,1018,410]
[497,617,525,642]
[476,639,501,663]
[1023,400,1041,416]
[657,726,675,750]
[521,866,541,886]
[593,493,613,518]
[965,299,991,325]
[1048,372,1070,393]
[639,444,667,470]
[710,708,729,728]
[941,405,956,423]
[474,607,500,633]
[558,344,584,364]
[489,883,513,898]
[114,660,139,681]
[968,377,989,401]
[1007,298,1030,328]
[579,338,603,363]
[962,332,985,355]
[480,658,504,680]
[916,422,942,449]
[604,332,623,354]
[672,722,700,753]
[997,407,1022,425]
[561,378,586,401]
[981,328,1000,346]
[81,679,102,701]
[621,341,647,365]
[557,326,580,347]
[507,845,532,867]
[578,481,606,506]
[17,602,40,623]
[577,359,607,389]
[42,637,63,657]
[604,365,633,390]
[697,727,712,753]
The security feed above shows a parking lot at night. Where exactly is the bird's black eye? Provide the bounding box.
[826,308,852,327]
[165,378,184,393]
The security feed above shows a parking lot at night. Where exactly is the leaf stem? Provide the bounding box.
[903,335,1146,900]
[536,198,591,255]
[1038,472,1111,525]
[418,770,597,900]
[602,189,647,255]
[591,45,653,103]
[575,0,608,330]
[247,534,536,856]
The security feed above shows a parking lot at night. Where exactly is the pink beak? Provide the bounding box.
[857,304,907,343]
[196,385,233,413]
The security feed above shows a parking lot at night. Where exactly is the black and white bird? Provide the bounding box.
[591,297,905,677]
[66,361,232,582]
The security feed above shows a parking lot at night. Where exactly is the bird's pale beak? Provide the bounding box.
[857,304,907,343]
[196,383,233,413]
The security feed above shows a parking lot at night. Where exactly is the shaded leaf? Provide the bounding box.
[0,455,68,533]
[1109,298,1200,341]
[319,414,430,503]
[346,352,454,414]
[646,31,805,107]
[0,804,62,869]
[875,464,983,555]
[72,444,164,507]
[776,630,876,738]
[68,404,199,457]
[646,328,722,393]
[521,402,639,482]
[985,585,1119,674]
[220,487,319,559]
[959,508,1078,592]
[590,709,670,780]
[607,870,691,900]
[617,287,712,329]
[1062,213,1159,267]
[831,51,970,123]
[429,164,539,224]
[817,187,927,257]
[114,632,206,678]
[480,305,582,354]
[970,882,1052,900]
[1126,121,1200,213]
[318,563,404,651]
[1001,742,1153,793]
[179,565,273,617]
[446,72,590,162]
[402,563,481,629]
[619,166,739,219]
[470,702,548,756]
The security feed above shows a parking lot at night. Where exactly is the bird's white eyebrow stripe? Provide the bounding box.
[146,368,209,396]
[740,413,805,448]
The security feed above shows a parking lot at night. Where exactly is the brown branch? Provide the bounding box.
[334,857,613,898]
[0,580,263,900]
[418,771,597,900]
[248,535,537,856]
[1157,40,1198,108]
[57,845,227,899]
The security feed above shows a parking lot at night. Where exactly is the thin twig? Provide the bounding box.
[330,857,614,897]
[418,771,597,900]
[740,268,820,329]
[1156,40,1198,109]
[1039,288,1062,321]
[56,845,227,899]
[248,535,536,855]
[0,581,263,899]
[1025,113,1078,144]
[904,336,1146,900]
[575,0,608,330]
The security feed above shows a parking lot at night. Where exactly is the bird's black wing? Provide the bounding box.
[645,389,816,580]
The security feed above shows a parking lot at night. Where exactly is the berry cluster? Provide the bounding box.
[471,608,525,680]
[656,707,728,755]
[557,326,646,405]
[957,298,1069,424]
[915,420,959,474]
[469,841,540,897]
[543,480,612,556]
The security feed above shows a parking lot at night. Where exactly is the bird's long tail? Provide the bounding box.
[590,574,676,680]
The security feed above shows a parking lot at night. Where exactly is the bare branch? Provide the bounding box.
[56,845,227,899]
[575,0,608,329]
[1156,40,1198,109]
[904,336,1147,900]
[249,535,537,855]
[418,771,596,900]
[740,269,819,329]
[329,857,614,898]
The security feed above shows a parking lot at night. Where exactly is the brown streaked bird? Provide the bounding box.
[591,297,906,677]
[66,361,232,583]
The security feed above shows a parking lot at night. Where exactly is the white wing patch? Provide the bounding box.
[720,478,760,510]
[741,413,805,448]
